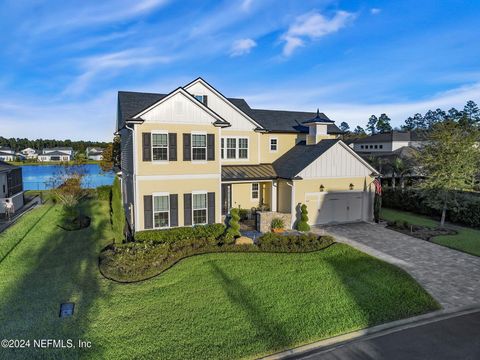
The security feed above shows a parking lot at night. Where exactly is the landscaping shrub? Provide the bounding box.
[257,232,334,252]
[296,204,310,232]
[226,208,241,238]
[97,185,112,201]
[135,223,226,244]
[238,208,250,221]
[382,188,480,228]
[111,177,125,243]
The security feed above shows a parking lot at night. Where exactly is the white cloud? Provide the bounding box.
[241,0,254,11]
[370,8,381,15]
[63,49,172,96]
[230,38,257,57]
[281,10,355,56]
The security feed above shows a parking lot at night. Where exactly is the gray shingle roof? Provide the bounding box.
[353,130,429,144]
[273,139,340,179]
[0,161,18,172]
[117,90,342,134]
[222,164,277,181]
[41,150,70,156]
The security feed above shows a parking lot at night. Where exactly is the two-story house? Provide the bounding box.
[350,130,428,153]
[117,78,378,233]
[38,147,74,162]
[86,147,104,161]
[20,147,38,160]
[0,147,16,162]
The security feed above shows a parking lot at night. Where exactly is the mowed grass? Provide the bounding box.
[381,208,480,257]
[0,200,438,360]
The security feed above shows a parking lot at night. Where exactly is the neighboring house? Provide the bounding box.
[0,147,16,162]
[38,147,73,162]
[351,130,428,153]
[0,161,24,216]
[117,77,379,233]
[20,147,38,159]
[86,147,104,161]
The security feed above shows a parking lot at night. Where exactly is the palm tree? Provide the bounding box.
[389,157,411,190]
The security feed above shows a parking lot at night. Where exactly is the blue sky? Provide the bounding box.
[1,0,480,140]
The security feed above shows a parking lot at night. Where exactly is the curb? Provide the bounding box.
[260,304,480,360]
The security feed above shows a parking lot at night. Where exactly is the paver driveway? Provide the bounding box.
[313,222,480,310]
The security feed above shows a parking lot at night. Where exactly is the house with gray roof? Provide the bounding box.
[0,161,24,217]
[38,147,74,162]
[116,77,379,234]
[350,130,428,154]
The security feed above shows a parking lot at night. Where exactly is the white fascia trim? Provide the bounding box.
[221,180,273,184]
[152,191,170,197]
[137,174,221,181]
[132,87,225,123]
[183,78,265,130]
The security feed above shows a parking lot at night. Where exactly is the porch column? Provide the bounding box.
[271,181,277,212]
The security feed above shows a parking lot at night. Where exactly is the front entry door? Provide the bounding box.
[221,184,232,215]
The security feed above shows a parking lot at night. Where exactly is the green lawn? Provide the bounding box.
[0,200,438,359]
[381,208,480,257]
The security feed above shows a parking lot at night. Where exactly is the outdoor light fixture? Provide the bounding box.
[349,183,354,190]
[319,184,325,192]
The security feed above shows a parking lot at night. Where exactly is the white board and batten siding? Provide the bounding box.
[298,142,372,179]
[185,82,257,131]
[141,92,218,125]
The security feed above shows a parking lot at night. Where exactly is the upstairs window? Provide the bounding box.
[270,138,278,152]
[192,193,207,225]
[153,195,169,228]
[152,133,168,161]
[192,134,207,161]
[379,144,383,149]
[226,138,236,159]
[194,95,208,106]
[223,137,249,160]
[239,138,248,159]
[251,183,259,200]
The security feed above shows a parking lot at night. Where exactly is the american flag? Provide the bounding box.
[374,178,382,195]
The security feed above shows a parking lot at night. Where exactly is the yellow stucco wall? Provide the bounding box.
[230,182,272,210]
[277,179,292,213]
[259,133,306,163]
[135,123,221,176]
[293,177,374,207]
[137,178,220,230]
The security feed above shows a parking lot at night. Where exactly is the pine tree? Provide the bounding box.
[403,116,416,130]
[353,126,366,135]
[376,113,392,133]
[463,100,480,125]
[339,122,350,133]
[447,108,461,122]
[423,110,438,128]
[366,115,378,135]
[413,113,426,129]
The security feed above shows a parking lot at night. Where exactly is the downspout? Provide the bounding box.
[285,180,295,229]
[125,123,137,233]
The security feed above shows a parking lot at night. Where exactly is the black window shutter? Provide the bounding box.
[184,193,192,226]
[144,195,153,229]
[208,192,215,224]
[170,194,178,227]
[169,133,177,161]
[142,133,151,161]
[207,134,215,161]
[203,95,208,107]
[183,133,191,161]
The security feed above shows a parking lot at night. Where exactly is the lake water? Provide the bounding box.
[21,164,116,190]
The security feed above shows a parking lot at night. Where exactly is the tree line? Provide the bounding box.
[338,100,480,135]
[0,137,109,152]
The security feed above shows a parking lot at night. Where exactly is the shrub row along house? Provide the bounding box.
[117,78,379,233]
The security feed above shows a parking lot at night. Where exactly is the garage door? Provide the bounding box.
[305,192,364,225]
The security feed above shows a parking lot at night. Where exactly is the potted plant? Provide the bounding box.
[271,217,285,233]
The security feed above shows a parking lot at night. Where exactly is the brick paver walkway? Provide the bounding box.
[313,222,480,310]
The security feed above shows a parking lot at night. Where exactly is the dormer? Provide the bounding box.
[303,109,334,145]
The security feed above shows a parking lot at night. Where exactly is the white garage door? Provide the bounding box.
[305,192,364,225]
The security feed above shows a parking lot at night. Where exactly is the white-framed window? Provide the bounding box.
[270,138,278,152]
[152,133,168,161]
[251,183,259,200]
[153,194,169,228]
[194,95,207,105]
[192,134,207,161]
[239,138,248,159]
[192,192,207,225]
[226,138,236,159]
[222,137,249,160]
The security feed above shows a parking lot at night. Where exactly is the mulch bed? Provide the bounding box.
[58,215,91,231]
[386,223,457,241]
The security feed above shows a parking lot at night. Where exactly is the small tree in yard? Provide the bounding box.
[296,204,310,232]
[418,121,480,227]
[51,164,87,220]
[227,208,241,238]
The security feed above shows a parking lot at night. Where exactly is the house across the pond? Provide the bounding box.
[86,147,104,161]
[38,147,74,162]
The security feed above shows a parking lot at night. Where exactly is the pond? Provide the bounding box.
[21,164,116,190]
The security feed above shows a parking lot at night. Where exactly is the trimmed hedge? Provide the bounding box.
[382,188,480,228]
[111,177,125,243]
[135,223,226,244]
[100,230,335,282]
[97,185,112,201]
